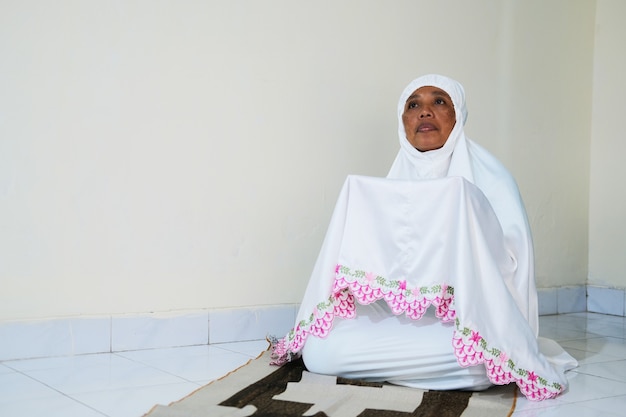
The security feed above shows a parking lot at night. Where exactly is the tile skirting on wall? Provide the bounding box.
[0,304,298,362]
[537,285,626,317]
[537,285,587,316]
[1,286,624,361]
[587,285,626,316]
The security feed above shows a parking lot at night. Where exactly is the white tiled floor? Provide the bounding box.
[1,312,626,416]
[0,340,270,417]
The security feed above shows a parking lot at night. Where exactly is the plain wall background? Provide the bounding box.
[588,0,626,289]
[0,0,616,322]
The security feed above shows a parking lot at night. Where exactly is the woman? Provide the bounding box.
[271,74,577,401]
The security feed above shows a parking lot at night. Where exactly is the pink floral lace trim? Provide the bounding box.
[453,326,562,400]
[270,264,563,401]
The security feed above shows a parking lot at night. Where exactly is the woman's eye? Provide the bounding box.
[407,102,418,109]
[435,98,446,105]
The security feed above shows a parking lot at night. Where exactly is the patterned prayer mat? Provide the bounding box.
[144,350,517,417]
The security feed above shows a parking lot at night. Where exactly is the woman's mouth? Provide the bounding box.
[417,123,437,132]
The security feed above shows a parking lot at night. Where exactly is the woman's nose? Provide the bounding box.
[419,107,432,118]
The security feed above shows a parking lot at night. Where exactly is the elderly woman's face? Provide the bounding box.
[402,86,456,152]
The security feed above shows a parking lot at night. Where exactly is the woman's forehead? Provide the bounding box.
[407,86,452,100]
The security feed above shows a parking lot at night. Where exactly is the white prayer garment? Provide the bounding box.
[271,74,577,401]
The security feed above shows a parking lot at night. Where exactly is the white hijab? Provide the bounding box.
[388,74,539,334]
[388,74,471,180]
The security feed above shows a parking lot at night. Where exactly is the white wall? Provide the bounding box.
[589,0,626,288]
[476,1,595,289]
[0,0,595,321]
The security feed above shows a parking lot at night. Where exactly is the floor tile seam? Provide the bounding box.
[20,361,202,394]
[573,324,626,331]
[550,326,621,333]
[542,396,626,413]
[562,335,626,342]
[558,322,626,329]
[575,357,626,364]
[210,339,269,351]
[569,368,626,384]
[550,336,603,343]
[564,347,625,361]
[64,380,204,399]
[45,380,204,402]
[112,343,248,357]
[581,333,626,339]
[0,361,73,381]
[558,392,626,403]
[551,404,623,417]
[1,351,124,367]
[513,399,563,411]
[568,401,625,416]
[561,335,626,347]
[110,343,210,355]
[575,359,625,366]
[561,327,621,334]
[545,325,624,335]
[10,352,171,374]
[113,347,253,367]
[0,361,24,373]
[574,354,626,362]
[111,352,210,386]
[1,370,110,416]
[209,344,267,357]
[0,363,16,373]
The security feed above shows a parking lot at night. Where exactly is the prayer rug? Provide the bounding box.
[144,350,517,417]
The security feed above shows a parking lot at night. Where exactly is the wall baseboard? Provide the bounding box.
[587,285,626,316]
[1,285,623,361]
[537,285,587,315]
[0,304,298,362]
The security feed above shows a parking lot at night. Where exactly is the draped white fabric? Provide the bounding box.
[271,75,577,401]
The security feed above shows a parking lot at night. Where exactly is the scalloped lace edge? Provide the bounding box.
[270,265,563,401]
